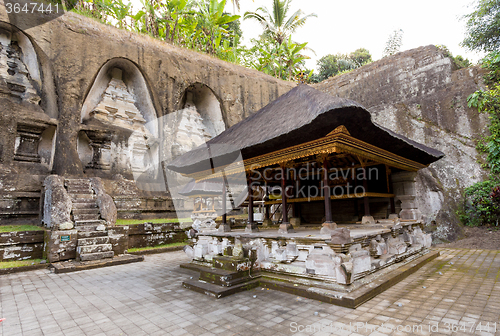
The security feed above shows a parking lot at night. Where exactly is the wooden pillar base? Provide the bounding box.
[218,223,231,232]
[361,216,375,225]
[278,223,295,234]
[245,222,259,233]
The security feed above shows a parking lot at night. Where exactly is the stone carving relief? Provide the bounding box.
[81,68,156,175]
[169,83,226,160]
[0,30,40,104]
[0,27,55,169]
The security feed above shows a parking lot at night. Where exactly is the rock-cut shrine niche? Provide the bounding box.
[0,24,56,172]
[169,83,226,160]
[79,63,159,179]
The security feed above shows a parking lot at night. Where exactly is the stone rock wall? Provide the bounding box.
[314,45,489,241]
[0,4,293,221]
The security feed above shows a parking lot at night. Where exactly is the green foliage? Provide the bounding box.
[0,259,45,269]
[71,0,316,80]
[462,51,500,226]
[436,45,471,69]
[383,29,403,57]
[243,0,315,80]
[314,48,372,82]
[245,36,310,81]
[468,51,500,174]
[459,179,500,226]
[462,0,500,52]
[0,225,44,232]
[128,241,188,252]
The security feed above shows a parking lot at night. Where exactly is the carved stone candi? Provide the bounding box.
[84,129,113,170]
[14,122,49,163]
[0,31,40,104]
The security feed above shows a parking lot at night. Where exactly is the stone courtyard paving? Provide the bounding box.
[0,249,499,336]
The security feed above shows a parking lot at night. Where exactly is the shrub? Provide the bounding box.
[460,179,500,226]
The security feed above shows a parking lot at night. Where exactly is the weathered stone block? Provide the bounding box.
[108,226,129,255]
[351,249,371,275]
[42,175,72,229]
[330,228,352,245]
[43,229,77,262]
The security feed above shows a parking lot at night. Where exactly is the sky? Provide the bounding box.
[227,0,485,70]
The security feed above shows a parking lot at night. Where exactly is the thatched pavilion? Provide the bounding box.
[168,85,443,233]
[169,85,444,306]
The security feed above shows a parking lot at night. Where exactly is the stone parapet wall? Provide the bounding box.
[0,230,44,261]
[127,223,187,249]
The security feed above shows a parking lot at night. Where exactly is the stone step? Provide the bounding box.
[72,200,98,207]
[72,208,100,215]
[75,219,105,227]
[65,179,92,187]
[73,213,101,221]
[78,236,110,246]
[199,267,252,287]
[78,251,114,262]
[77,231,108,238]
[182,278,259,299]
[75,225,99,232]
[70,194,95,200]
[67,188,92,194]
[77,243,113,254]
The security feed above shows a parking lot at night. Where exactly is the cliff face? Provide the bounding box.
[0,6,293,221]
[314,45,489,241]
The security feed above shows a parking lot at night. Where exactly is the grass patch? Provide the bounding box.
[116,218,192,225]
[128,241,188,253]
[0,259,45,269]
[0,225,44,233]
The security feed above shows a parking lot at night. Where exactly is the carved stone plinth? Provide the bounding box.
[84,129,112,170]
[398,195,422,220]
[278,222,294,234]
[245,222,259,233]
[14,122,49,162]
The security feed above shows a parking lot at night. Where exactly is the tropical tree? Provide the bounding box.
[243,0,316,46]
[195,0,240,54]
[349,48,372,67]
[462,0,500,52]
[107,0,131,29]
[313,48,372,82]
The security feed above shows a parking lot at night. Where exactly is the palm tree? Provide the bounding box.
[243,0,316,45]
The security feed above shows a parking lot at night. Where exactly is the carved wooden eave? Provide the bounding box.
[185,125,428,182]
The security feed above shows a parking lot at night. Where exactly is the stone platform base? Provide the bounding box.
[50,254,144,274]
[180,250,439,308]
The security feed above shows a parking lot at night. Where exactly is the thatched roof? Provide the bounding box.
[168,85,444,175]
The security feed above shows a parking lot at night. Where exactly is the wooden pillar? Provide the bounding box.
[359,163,375,224]
[219,181,231,232]
[263,183,272,226]
[281,170,288,224]
[386,166,396,215]
[363,176,370,216]
[245,183,259,233]
[279,164,294,233]
[321,156,336,233]
[323,158,333,223]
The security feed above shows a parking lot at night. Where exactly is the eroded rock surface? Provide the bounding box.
[314,46,488,241]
